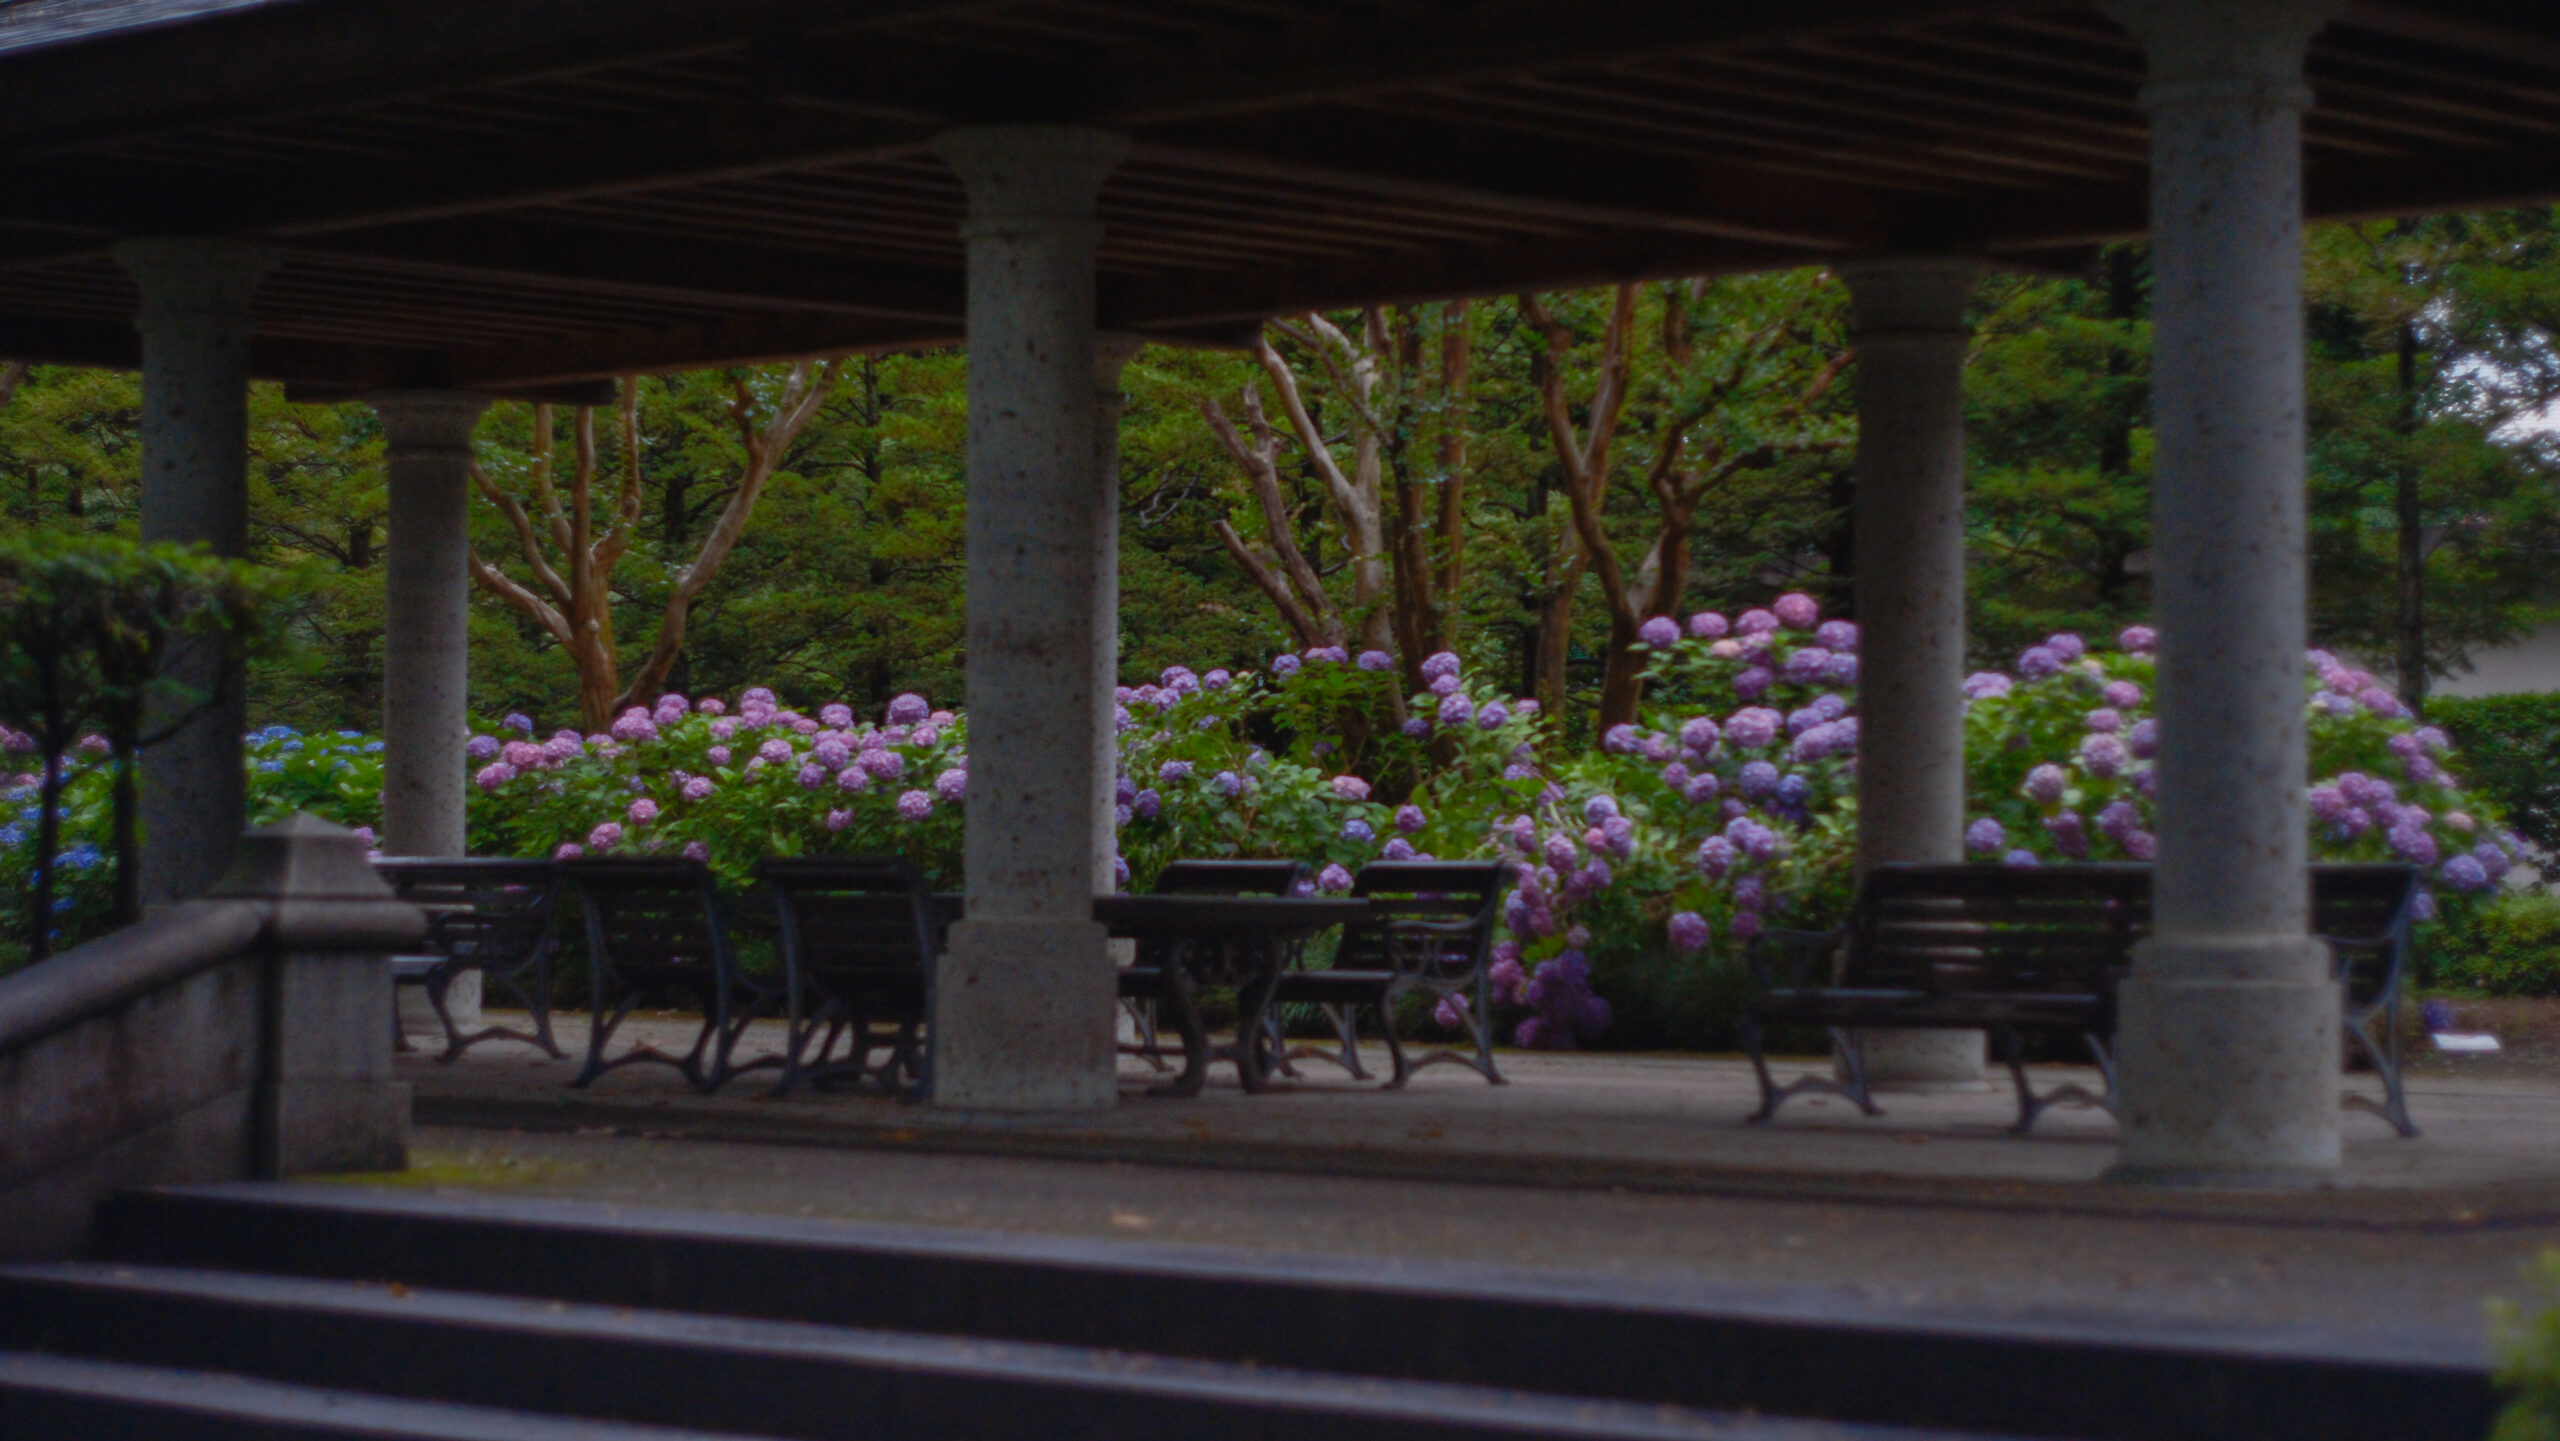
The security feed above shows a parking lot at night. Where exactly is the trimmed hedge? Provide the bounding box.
[2429,889,2560,997]
[2430,691,2560,856]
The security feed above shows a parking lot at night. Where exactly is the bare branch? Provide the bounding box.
[470,460,573,608]
[1212,518,1325,648]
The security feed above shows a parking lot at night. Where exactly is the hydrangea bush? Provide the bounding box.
[4,610,2522,1037]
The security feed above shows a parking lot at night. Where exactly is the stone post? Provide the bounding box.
[206,814,419,1177]
[115,238,276,909]
[2106,0,2345,1184]
[1093,334,1143,897]
[932,126,1128,1111]
[1842,257,1986,1089]
[371,390,491,1033]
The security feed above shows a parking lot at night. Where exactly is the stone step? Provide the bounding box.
[0,1260,1956,1441]
[0,1350,773,1440]
[96,1183,2495,1441]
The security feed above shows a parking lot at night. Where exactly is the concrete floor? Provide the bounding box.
[377,1012,2560,1368]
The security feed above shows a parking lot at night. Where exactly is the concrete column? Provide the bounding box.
[2106,0,2344,1185]
[1843,257,1986,1089]
[372,390,490,1035]
[1093,334,1142,896]
[371,391,488,858]
[116,238,276,909]
[933,126,1128,1112]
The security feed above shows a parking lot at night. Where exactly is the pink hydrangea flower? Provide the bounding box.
[1772,592,1819,629]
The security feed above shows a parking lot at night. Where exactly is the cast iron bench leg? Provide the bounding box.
[1742,1023,1883,1125]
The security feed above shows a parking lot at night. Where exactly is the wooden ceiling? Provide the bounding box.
[0,0,2554,393]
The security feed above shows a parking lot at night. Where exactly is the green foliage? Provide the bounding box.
[2429,692,2560,855]
[2430,890,2560,997]
[2493,1252,2560,1441]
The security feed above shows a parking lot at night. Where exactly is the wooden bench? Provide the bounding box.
[753,856,941,1098]
[1271,860,1510,1088]
[1742,862,2420,1136]
[372,858,566,1062]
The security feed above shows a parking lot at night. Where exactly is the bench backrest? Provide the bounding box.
[561,857,731,983]
[752,857,939,996]
[1337,861,1508,978]
[1848,862,2416,998]
[371,858,560,966]
[1151,859,1307,896]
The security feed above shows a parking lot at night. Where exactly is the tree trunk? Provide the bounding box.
[1595,610,1648,732]
[2394,321,2427,713]
[29,752,62,962]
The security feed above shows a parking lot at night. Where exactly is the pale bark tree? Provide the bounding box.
[468,362,843,730]
[1524,282,1852,731]
[1202,304,1472,690]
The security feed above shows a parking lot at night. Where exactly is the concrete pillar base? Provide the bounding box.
[1845,1029,1989,1090]
[2110,935,2341,1182]
[934,918,1117,1111]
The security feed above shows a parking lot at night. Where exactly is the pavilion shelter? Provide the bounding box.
[2,0,2555,1179]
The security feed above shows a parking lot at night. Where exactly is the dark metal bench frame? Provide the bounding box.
[1270,860,1510,1088]
[562,857,779,1094]
[1117,860,1308,1071]
[372,857,566,1063]
[1742,862,2420,1136]
[754,856,941,1099]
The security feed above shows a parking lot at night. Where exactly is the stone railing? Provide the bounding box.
[0,814,420,1259]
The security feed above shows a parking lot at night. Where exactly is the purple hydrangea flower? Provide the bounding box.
[2024,764,2069,805]
[1773,593,1820,629]
[793,763,823,789]
[1603,724,1641,755]
[1736,608,1778,635]
[709,717,738,741]
[1737,760,1780,799]
[1639,615,1681,648]
[1394,805,1425,834]
[1271,653,1302,677]
[1420,651,1461,681]
[554,843,583,860]
[2003,849,2041,869]
[2127,719,2159,759]
[818,703,853,728]
[1348,649,1391,673]
[1966,817,2006,853]
[681,776,715,802]
[1401,717,1431,737]
[2388,824,2438,865]
[1732,667,1774,701]
[859,749,905,781]
[812,737,851,770]
[2017,646,2063,680]
[1782,647,1832,684]
[1382,838,1418,861]
[1680,717,1720,753]
[752,738,789,765]
[836,768,869,794]
[1695,835,1737,877]
[610,708,658,742]
[2103,681,2143,709]
[1726,817,1779,861]
[1213,770,1244,797]
[1331,775,1371,802]
[2046,633,2087,660]
[1726,708,1782,749]
[474,762,515,791]
[1668,911,1710,954]
[694,698,725,716]
[1688,612,1730,639]
[467,734,501,761]
[502,713,535,734]
[2085,708,2123,734]
[501,740,543,770]
[1684,773,1722,805]
[1964,672,2013,701]
[1824,653,1859,686]
[1730,911,1762,941]
[1317,863,1354,893]
[2096,800,2141,839]
[1583,795,1620,824]
[1437,693,1475,726]
[628,797,659,824]
[1343,818,1375,844]
[2441,854,2490,891]
[1773,773,1812,809]
[1815,620,1858,652]
[706,745,732,767]
[1132,788,1163,820]
[2078,733,2129,778]
[1476,701,1510,730]
[1157,760,1193,785]
[587,822,623,850]
[823,808,852,833]
[886,693,931,725]
[935,768,968,802]
[896,790,934,821]
[2119,625,2157,654]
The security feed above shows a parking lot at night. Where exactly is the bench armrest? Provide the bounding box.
[1745,926,1848,991]
[1382,916,1489,981]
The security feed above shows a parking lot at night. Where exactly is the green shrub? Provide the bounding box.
[2431,693,2560,856]
[2430,889,2560,996]
[2494,1252,2560,1441]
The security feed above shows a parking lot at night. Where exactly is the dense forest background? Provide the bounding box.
[8,218,2560,751]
